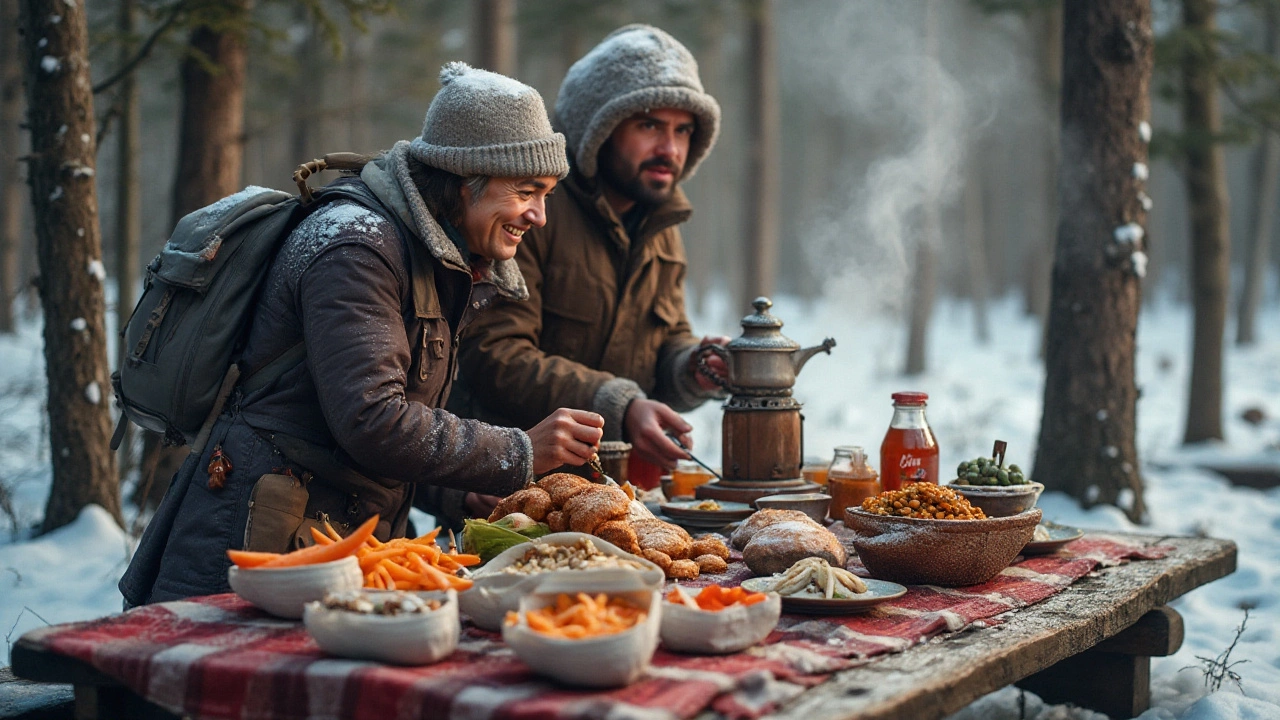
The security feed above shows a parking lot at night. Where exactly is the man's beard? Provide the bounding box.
[598,144,681,207]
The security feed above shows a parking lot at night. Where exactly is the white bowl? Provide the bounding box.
[502,574,661,688]
[303,590,459,665]
[459,532,664,631]
[228,556,362,619]
[660,587,781,655]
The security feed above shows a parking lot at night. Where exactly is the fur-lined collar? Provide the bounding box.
[360,141,529,301]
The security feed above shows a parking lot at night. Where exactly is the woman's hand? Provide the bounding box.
[527,408,605,474]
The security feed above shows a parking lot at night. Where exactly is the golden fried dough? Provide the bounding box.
[695,554,729,574]
[730,509,820,550]
[536,473,593,508]
[667,559,700,580]
[640,548,673,571]
[546,511,567,533]
[633,518,693,560]
[487,487,552,522]
[691,534,730,560]
[742,521,848,576]
[594,519,640,555]
[563,485,630,535]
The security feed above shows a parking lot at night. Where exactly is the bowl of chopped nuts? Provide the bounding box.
[459,533,664,631]
[303,589,459,665]
[845,484,1041,587]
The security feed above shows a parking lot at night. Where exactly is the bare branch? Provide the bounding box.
[92,0,190,95]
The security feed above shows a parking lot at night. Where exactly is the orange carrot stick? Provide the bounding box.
[258,515,378,568]
[226,549,282,568]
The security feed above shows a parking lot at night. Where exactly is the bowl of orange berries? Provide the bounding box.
[844,483,1041,587]
[660,584,781,654]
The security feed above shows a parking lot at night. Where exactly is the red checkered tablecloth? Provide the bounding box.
[21,534,1168,720]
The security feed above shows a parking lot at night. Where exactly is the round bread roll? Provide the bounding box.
[742,521,848,577]
[730,509,821,550]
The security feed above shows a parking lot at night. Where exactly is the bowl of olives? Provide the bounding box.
[947,457,1043,517]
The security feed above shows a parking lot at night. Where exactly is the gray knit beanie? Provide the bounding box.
[410,62,569,179]
[555,24,720,181]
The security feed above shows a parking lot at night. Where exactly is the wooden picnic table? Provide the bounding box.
[9,531,1235,720]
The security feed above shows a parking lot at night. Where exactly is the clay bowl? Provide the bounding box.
[947,481,1044,518]
[754,493,831,524]
[843,507,1042,587]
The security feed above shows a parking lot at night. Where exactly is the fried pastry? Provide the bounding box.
[690,534,730,560]
[487,487,552,522]
[563,485,630,535]
[633,518,693,560]
[536,473,593,508]
[546,511,567,533]
[667,559,699,580]
[594,519,640,555]
[730,509,821,550]
[694,554,728,574]
[640,548,673,572]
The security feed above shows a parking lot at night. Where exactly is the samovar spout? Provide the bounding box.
[790,337,837,376]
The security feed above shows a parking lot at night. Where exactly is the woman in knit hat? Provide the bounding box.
[121,63,604,606]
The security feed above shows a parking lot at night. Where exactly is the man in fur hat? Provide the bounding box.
[447,25,729,518]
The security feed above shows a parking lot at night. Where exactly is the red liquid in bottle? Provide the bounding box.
[880,392,939,491]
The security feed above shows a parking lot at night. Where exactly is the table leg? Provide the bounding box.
[72,684,180,720]
[1015,605,1184,718]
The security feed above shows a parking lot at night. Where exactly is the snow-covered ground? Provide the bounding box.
[1,292,1278,720]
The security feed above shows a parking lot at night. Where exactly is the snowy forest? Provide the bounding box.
[1,1,1279,719]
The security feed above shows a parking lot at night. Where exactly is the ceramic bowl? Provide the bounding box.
[459,532,664,631]
[843,507,1042,587]
[228,556,362,619]
[303,590,459,665]
[502,574,661,688]
[947,481,1045,517]
[659,588,781,654]
[753,493,832,524]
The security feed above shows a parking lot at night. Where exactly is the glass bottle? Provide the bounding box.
[880,391,939,491]
[827,446,880,520]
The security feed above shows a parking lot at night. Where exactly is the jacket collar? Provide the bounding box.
[562,168,692,252]
[360,141,529,302]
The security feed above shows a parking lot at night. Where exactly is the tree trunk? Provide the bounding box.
[1236,3,1278,347]
[289,16,324,167]
[115,0,142,481]
[1028,3,1062,359]
[741,0,780,306]
[474,0,516,76]
[1181,0,1229,444]
[964,164,990,344]
[140,0,251,510]
[0,0,24,333]
[1033,0,1150,522]
[19,0,122,532]
[905,0,941,376]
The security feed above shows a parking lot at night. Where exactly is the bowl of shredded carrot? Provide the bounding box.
[659,584,781,655]
[502,576,661,687]
[304,589,459,665]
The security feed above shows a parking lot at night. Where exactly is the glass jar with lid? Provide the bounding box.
[827,446,880,520]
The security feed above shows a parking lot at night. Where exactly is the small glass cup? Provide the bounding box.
[670,460,715,498]
[802,458,831,487]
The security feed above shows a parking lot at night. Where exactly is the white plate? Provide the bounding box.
[740,577,907,615]
[1021,523,1084,555]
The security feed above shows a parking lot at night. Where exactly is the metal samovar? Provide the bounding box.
[695,297,836,504]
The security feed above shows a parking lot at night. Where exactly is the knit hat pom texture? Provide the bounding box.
[412,61,568,179]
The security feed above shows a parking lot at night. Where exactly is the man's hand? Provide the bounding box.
[624,398,691,470]
[527,408,605,474]
[692,335,732,393]
[464,492,502,519]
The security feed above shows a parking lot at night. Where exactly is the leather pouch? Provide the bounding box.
[243,473,310,553]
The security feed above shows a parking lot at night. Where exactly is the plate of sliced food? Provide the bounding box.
[1021,522,1084,555]
[740,557,907,614]
[659,499,755,523]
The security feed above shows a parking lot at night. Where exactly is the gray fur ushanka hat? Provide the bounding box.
[411,62,569,179]
[555,24,721,181]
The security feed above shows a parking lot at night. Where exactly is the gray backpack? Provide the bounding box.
[110,155,393,455]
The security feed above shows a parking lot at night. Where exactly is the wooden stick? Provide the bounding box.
[993,440,1008,468]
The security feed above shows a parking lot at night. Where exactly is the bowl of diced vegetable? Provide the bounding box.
[947,456,1043,517]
